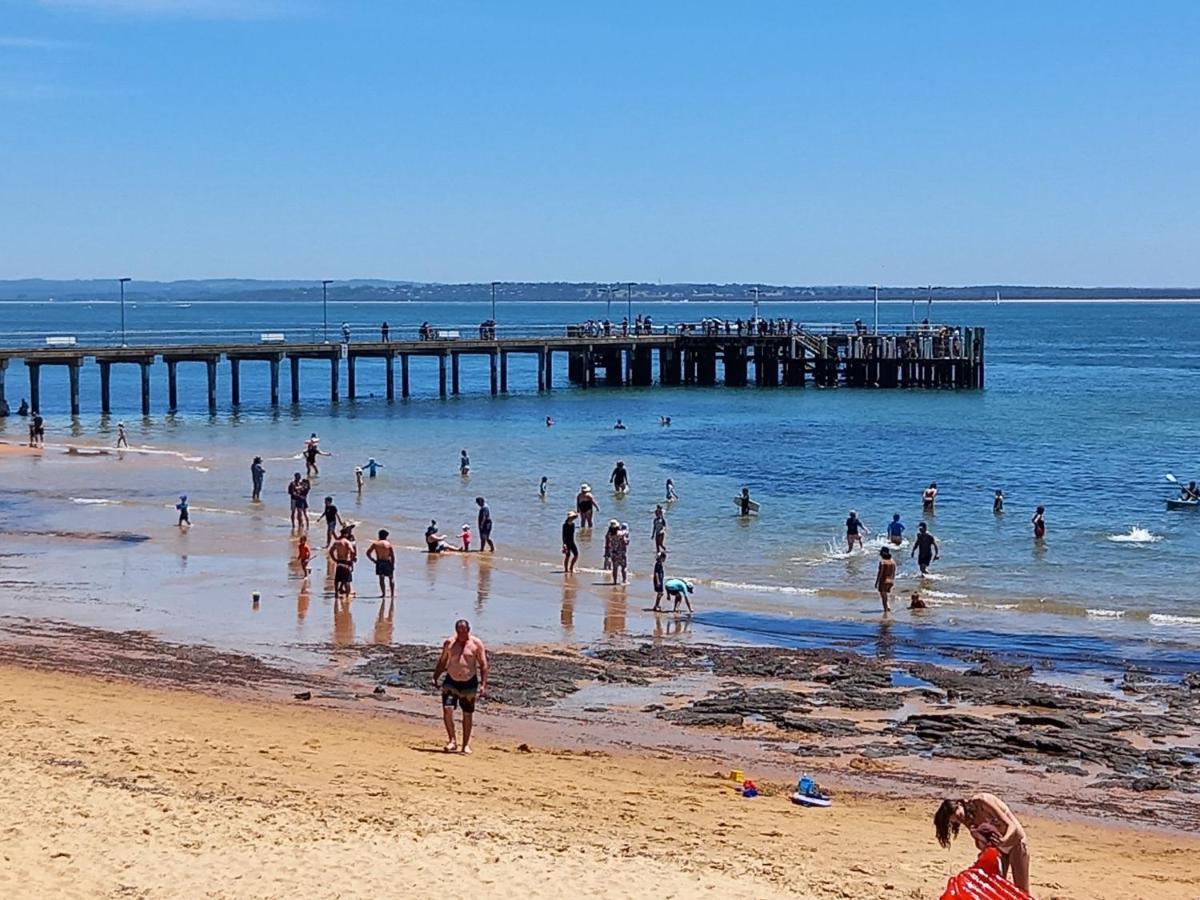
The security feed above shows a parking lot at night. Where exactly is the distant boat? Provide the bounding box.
[176,303,193,309]
[995,290,1001,306]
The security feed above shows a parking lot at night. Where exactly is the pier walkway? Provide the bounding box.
[0,323,984,415]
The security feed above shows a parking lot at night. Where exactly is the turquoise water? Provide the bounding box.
[1,299,1198,673]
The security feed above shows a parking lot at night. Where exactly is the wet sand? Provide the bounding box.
[4,663,1199,899]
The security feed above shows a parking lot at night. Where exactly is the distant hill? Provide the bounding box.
[0,279,1197,303]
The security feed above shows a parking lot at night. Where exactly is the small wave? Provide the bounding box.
[992,603,1020,610]
[183,505,243,516]
[923,590,966,599]
[707,579,816,596]
[70,497,117,505]
[1107,527,1162,544]
[189,466,210,473]
[1086,608,1126,619]
[1148,613,1200,628]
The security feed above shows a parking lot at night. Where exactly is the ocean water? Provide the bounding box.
[1,298,1199,674]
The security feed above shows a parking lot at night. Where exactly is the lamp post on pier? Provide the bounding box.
[873,284,880,334]
[321,280,333,343]
[751,286,761,323]
[626,282,633,326]
[118,277,131,346]
[491,281,498,324]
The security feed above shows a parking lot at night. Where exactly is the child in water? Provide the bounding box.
[355,467,364,493]
[297,533,311,576]
[539,476,548,499]
[460,523,472,552]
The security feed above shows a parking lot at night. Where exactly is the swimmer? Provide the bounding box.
[1032,505,1046,540]
[361,457,384,478]
[911,522,939,574]
[846,509,867,551]
[545,416,555,427]
[738,487,753,517]
[922,481,938,512]
[303,440,330,478]
[610,460,630,495]
[908,591,928,610]
[355,467,364,493]
[665,478,678,502]
[365,529,395,598]
[575,484,599,529]
[460,449,470,476]
[993,489,1005,514]
[539,476,548,499]
[875,547,896,612]
[886,513,905,546]
[613,418,627,430]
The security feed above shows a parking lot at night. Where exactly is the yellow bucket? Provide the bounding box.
[730,769,745,783]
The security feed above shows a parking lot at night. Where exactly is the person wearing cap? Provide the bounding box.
[575,484,598,529]
[562,510,579,573]
[664,577,694,613]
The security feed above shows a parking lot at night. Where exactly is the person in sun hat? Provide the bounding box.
[575,483,598,529]
[562,510,580,573]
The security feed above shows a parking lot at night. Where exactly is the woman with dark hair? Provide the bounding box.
[934,793,1030,895]
[874,547,896,613]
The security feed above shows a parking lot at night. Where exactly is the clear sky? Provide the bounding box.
[2,0,1198,285]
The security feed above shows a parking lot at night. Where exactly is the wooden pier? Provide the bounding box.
[0,325,984,416]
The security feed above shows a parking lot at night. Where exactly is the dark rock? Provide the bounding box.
[293,691,312,701]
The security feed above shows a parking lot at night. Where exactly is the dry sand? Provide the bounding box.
[2,666,1197,899]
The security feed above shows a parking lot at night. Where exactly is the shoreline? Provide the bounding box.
[2,659,1198,899]
[2,616,1197,837]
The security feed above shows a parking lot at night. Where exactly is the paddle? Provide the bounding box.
[1165,472,1178,484]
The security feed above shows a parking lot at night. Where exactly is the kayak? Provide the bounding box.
[1166,498,1199,511]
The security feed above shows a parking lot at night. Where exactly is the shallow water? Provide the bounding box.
[1,299,1199,675]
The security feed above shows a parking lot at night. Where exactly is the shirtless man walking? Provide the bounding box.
[328,527,357,598]
[432,619,489,755]
[366,528,395,598]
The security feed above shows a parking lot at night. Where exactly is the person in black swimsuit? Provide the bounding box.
[912,522,940,574]
[575,484,598,529]
[610,461,629,495]
[561,510,579,573]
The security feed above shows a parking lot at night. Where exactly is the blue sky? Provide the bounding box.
[2,0,1197,285]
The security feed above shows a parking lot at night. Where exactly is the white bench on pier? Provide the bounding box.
[45,336,77,348]
[434,330,461,340]
[259,333,286,344]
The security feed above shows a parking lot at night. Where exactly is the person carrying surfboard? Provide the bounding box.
[738,487,753,517]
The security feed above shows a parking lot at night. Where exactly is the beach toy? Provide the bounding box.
[790,775,833,808]
[741,779,758,798]
[729,769,744,783]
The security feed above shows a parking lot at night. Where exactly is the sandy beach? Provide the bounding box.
[2,664,1198,900]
